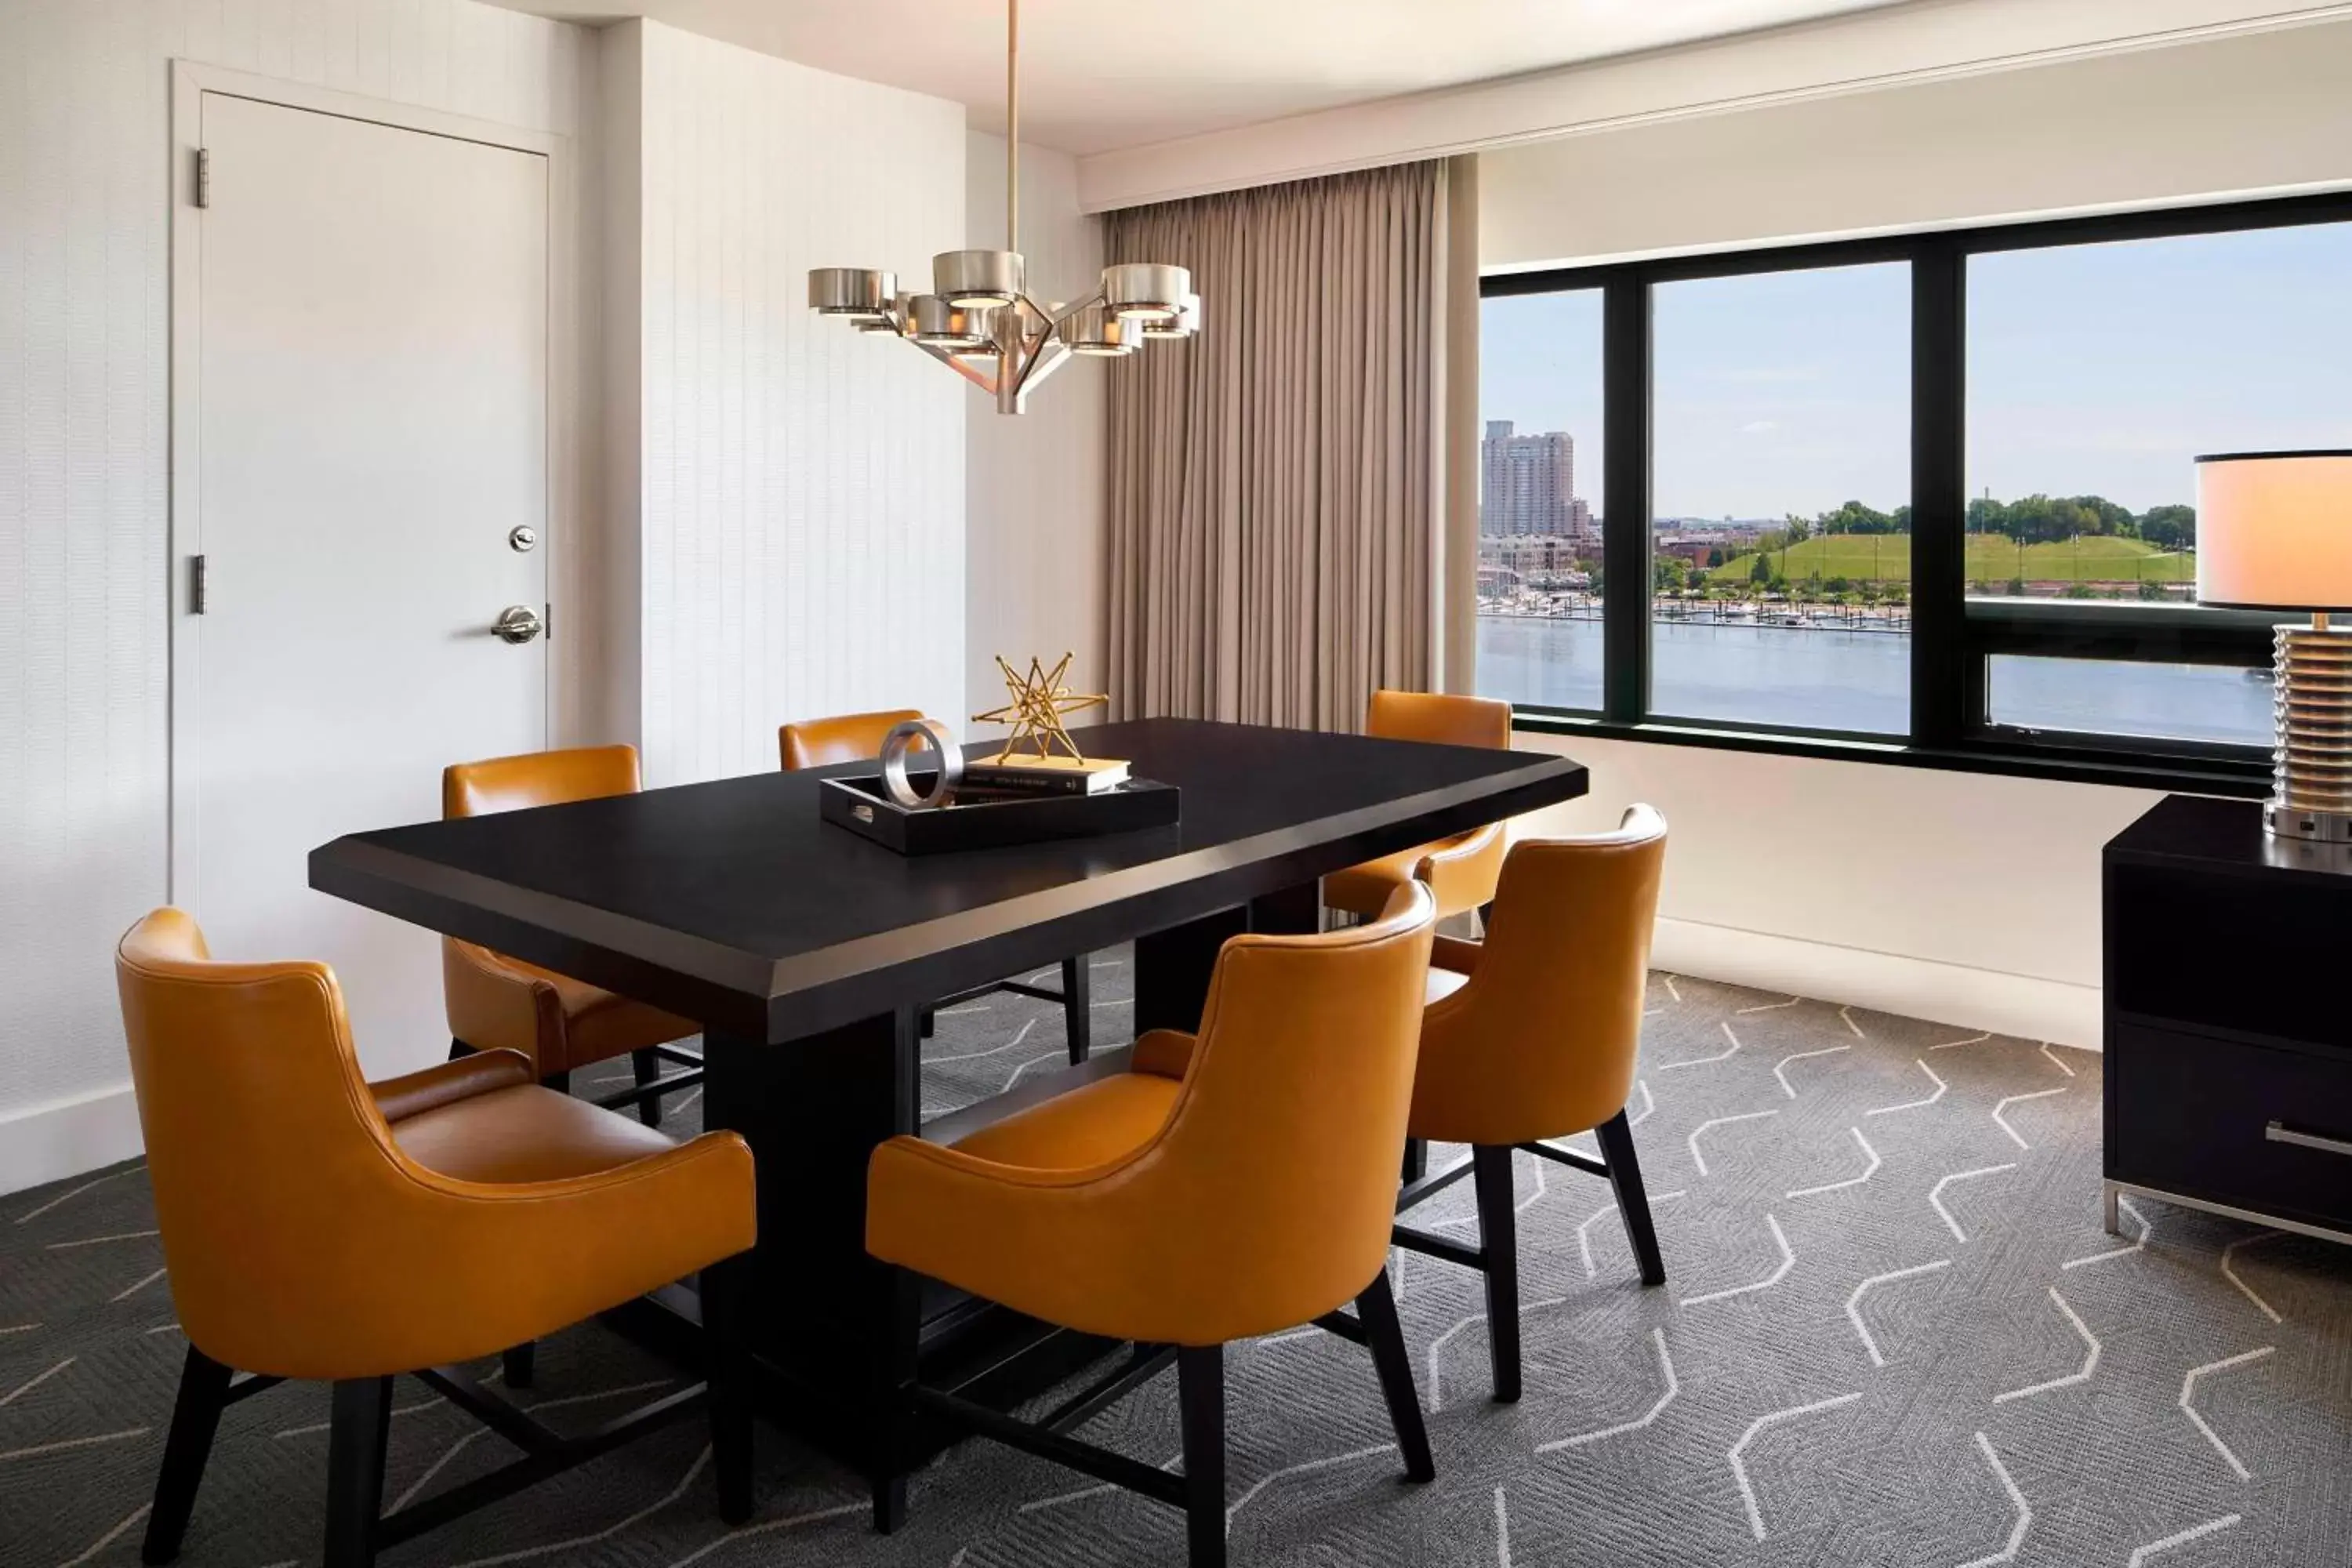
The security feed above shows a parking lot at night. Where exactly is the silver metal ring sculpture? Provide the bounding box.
[877,718,963,810]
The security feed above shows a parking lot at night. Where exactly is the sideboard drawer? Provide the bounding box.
[2110,1021,2352,1234]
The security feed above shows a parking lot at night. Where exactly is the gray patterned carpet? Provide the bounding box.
[7,956,2352,1568]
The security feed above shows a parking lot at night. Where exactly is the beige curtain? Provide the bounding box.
[1105,161,1445,732]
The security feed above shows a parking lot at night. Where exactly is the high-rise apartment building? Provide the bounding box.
[1480,420,1581,537]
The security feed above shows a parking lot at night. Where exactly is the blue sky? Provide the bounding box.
[1482,221,2352,521]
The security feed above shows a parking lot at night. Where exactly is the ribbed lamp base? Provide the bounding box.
[2265,621,2352,841]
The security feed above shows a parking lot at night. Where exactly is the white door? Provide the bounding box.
[193,92,549,1078]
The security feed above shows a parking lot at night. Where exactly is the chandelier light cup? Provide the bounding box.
[935,249,1026,309]
[808,267,896,319]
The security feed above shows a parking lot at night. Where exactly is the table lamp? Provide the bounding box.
[2195,450,2352,840]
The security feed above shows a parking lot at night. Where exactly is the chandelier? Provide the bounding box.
[805,0,1198,416]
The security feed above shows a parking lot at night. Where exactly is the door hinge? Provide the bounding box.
[543,602,553,641]
[190,554,207,615]
[194,148,211,209]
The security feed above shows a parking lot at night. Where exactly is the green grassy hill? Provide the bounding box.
[1704,534,2194,586]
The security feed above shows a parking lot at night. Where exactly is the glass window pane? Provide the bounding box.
[1988,655,2272,747]
[1650,263,1911,734]
[1968,223,2352,610]
[1475,290,1604,713]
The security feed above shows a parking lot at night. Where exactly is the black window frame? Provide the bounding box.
[1479,190,2352,798]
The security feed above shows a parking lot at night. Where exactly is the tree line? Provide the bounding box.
[1742,495,2195,555]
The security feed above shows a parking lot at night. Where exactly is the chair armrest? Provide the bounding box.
[443,938,564,1065]
[1131,1029,1197,1080]
[350,1129,760,1373]
[370,1049,535,1123]
[1419,819,1502,892]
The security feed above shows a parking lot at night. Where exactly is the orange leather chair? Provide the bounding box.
[781,710,1093,1063]
[116,909,759,1568]
[1323,691,1514,924]
[1392,806,1669,1403]
[442,744,703,1129]
[867,882,1441,1568]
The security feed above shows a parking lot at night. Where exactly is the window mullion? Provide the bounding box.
[1910,241,1967,747]
[1602,274,1651,725]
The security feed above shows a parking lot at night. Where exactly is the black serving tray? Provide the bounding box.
[818,773,1181,854]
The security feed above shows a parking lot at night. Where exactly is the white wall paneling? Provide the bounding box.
[627,20,966,786]
[0,0,603,1196]
[962,132,1107,737]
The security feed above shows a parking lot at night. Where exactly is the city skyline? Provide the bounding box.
[1481,220,2352,521]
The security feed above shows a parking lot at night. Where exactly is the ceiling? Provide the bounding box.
[485,0,1922,154]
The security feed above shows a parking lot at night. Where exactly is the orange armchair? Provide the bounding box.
[441,744,702,1129]
[1323,691,1514,922]
[780,710,1094,1064]
[1392,806,1669,1404]
[867,883,1440,1568]
[117,909,758,1568]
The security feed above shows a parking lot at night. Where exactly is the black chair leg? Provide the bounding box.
[502,1342,535,1388]
[870,1263,920,1535]
[1400,1137,1428,1185]
[1356,1269,1435,1482]
[1177,1345,1227,1568]
[1471,1144,1521,1403]
[702,1258,755,1526]
[1595,1109,1667,1287]
[1477,900,1496,938]
[323,1376,393,1568]
[919,1008,936,1040]
[143,1345,234,1564]
[1062,955,1091,1064]
[633,1048,663,1128]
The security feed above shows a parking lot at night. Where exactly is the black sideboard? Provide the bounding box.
[2105,793,2352,1242]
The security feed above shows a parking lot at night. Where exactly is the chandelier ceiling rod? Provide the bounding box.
[1006,0,1018,256]
[804,0,1199,416]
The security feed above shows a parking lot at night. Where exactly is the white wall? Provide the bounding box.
[1076,0,2352,212]
[962,132,1108,736]
[1512,735,2155,1048]
[1481,17,2352,268]
[1469,16,2352,1046]
[620,20,966,786]
[0,0,604,1195]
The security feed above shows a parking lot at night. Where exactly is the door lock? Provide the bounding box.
[492,605,544,644]
[508,524,539,553]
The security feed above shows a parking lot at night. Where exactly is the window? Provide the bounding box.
[1987,656,2271,748]
[1650,263,1910,735]
[1480,192,2352,792]
[1475,289,1605,713]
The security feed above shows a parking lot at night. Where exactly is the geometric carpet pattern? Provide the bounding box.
[6,956,2351,1567]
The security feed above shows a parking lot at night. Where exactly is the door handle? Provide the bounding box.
[2267,1120,2352,1159]
[492,605,543,644]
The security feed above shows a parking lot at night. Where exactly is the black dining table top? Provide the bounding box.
[310,717,1588,1041]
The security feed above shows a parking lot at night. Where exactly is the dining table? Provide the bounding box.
[310,715,1589,1518]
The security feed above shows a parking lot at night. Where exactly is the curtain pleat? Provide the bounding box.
[1104,162,1441,733]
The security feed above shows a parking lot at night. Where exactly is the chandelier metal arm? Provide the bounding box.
[913,340,1000,395]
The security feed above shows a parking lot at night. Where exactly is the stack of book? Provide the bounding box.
[960,753,1132,800]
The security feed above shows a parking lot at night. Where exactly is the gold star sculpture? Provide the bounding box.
[972,652,1109,764]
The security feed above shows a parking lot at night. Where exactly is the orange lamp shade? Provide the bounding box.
[2194,451,2352,611]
